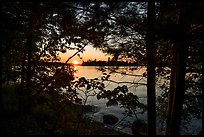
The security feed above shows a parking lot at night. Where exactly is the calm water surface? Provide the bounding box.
[70,66,202,135]
[74,66,148,134]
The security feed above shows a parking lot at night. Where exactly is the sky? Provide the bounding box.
[59,45,112,64]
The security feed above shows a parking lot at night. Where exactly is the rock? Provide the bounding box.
[131,119,148,135]
[82,105,98,113]
[103,114,119,125]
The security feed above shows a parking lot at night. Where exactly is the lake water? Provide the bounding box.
[71,66,202,135]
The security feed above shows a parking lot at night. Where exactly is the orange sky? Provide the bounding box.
[59,46,112,64]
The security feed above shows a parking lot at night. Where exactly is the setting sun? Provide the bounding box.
[72,60,80,65]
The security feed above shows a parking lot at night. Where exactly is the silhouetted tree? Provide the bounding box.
[154,1,202,135]
[1,2,202,135]
[146,1,156,135]
[165,2,202,135]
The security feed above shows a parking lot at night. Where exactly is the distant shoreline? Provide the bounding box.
[81,61,143,66]
[33,61,144,67]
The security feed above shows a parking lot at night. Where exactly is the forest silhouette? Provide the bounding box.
[1,2,202,135]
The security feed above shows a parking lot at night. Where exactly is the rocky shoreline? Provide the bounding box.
[77,103,148,135]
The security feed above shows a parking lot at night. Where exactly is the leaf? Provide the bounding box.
[96,94,101,100]
[103,73,107,75]
[61,49,66,53]
[106,99,118,107]
[94,78,98,80]
[77,44,82,48]
[68,40,71,45]
[86,84,91,90]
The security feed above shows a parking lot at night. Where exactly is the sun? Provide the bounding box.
[72,60,79,65]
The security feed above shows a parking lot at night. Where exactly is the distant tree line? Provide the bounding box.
[81,60,143,66]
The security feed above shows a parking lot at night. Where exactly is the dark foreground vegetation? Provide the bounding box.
[1,84,127,135]
[1,2,202,135]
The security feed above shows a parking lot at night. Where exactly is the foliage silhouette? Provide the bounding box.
[1,1,202,135]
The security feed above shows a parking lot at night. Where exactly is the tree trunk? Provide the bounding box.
[146,1,156,135]
[25,28,33,93]
[166,2,189,135]
[20,40,27,94]
[165,45,177,134]
[167,40,188,135]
